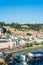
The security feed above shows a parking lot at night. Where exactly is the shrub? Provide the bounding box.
[25,43,33,47]
[1,27,7,34]
[33,41,39,45]
[41,41,43,45]
[7,30,11,34]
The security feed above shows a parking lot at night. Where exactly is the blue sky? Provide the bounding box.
[0,0,43,24]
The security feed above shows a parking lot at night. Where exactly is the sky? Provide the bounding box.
[0,0,43,24]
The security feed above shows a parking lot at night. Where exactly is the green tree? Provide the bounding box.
[11,23,21,29]
[25,43,33,47]
[27,24,42,31]
[33,41,39,45]
[1,27,7,34]
[41,41,43,45]
[7,30,11,34]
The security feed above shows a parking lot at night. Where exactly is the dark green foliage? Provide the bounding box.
[0,22,5,27]
[10,23,21,29]
[2,27,7,34]
[1,27,11,34]
[25,43,33,47]
[0,22,43,31]
[41,41,43,45]
[7,30,11,34]
[0,63,3,65]
[33,41,39,45]
[10,23,43,31]
[27,33,32,36]
[27,24,42,31]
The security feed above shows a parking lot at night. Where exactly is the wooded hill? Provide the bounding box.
[0,22,43,35]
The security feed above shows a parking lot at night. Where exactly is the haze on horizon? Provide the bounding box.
[0,0,43,24]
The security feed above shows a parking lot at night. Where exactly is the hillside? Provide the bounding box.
[0,22,43,35]
[0,26,43,35]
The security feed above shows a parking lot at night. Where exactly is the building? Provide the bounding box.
[0,35,13,49]
[35,37,43,43]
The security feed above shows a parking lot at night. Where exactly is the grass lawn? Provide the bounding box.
[23,46,43,52]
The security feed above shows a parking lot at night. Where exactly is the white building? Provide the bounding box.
[0,35,13,49]
[35,37,43,43]
[19,40,26,46]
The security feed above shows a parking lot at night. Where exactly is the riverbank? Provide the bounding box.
[1,45,43,55]
[0,46,43,64]
[23,45,43,52]
[12,45,43,55]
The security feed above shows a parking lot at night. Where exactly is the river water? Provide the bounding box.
[9,49,43,65]
[10,61,43,65]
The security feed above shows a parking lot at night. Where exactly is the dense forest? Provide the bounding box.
[0,22,43,31]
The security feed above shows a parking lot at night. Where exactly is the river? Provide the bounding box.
[8,49,43,65]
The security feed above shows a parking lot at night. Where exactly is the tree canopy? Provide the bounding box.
[0,22,43,31]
